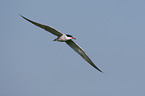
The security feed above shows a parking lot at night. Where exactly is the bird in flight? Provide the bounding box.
[20,15,103,73]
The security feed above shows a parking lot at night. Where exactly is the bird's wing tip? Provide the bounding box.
[19,14,23,17]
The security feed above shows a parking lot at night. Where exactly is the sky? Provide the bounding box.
[1,0,145,96]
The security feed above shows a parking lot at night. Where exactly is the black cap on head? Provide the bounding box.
[66,34,73,37]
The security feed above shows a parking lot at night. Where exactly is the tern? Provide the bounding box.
[20,15,103,73]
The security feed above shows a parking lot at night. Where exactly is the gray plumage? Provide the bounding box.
[20,15,103,73]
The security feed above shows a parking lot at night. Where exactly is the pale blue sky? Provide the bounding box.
[1,0,145,96]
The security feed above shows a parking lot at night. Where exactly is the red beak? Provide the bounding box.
[71,37,76,39]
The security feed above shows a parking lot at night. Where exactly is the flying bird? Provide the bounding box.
[20,15,103,73]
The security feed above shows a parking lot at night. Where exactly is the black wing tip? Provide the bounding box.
[97,68,103,73]
[99,70,104,73]
[19,14,28,21]
[19,14,24,18]
[93,66,103,73]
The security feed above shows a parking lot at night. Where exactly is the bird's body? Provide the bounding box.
[20,15,103,73]
[54,34,75,42]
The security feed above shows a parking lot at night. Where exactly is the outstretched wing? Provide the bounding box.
[66,40,103,72]
[20,15,63,36]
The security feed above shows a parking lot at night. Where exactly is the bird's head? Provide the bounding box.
[66,34,76,40]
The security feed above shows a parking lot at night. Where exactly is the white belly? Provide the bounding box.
[58,34,69,42]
